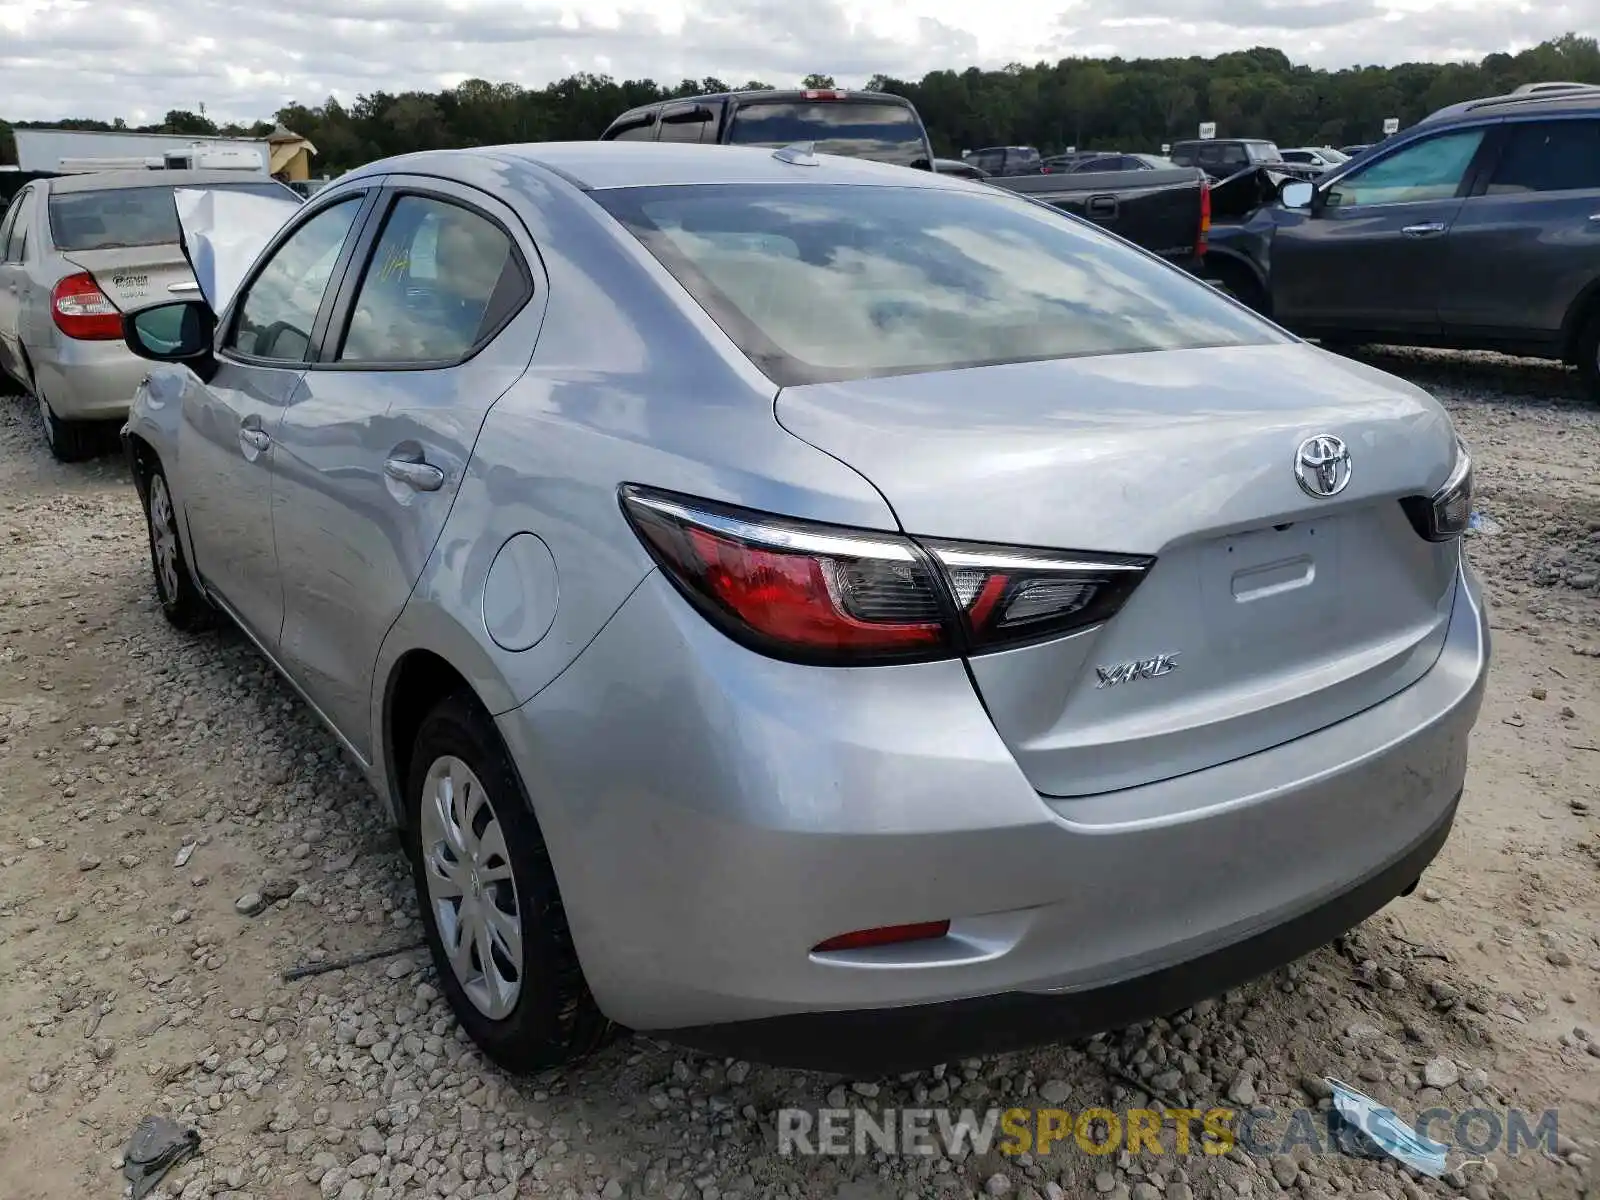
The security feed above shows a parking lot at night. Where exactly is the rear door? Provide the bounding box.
[1270,126,1493,336]
[268,179,542,760]
[1438,116,1600,341]
[0,188,29,379]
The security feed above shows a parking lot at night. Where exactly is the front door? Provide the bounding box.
[179,193,371,646]
[1270,127,1491,337]
[270,181,541,759]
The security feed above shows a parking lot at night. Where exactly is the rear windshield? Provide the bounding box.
[596,183,1281,386]
[49,182,294,251]
[725,101,930,168]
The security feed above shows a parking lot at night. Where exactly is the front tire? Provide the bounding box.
[407,693,609,1074]
[38,393,96,462]
[1576,309,1600,402]
[142,464,211,630]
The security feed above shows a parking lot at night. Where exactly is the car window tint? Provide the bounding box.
[609,117,657,142]
[47,182,295,251]
[1326,129,1485,208]
[0,195,21,262]
[338,194,525,364]
[726,101,928,168]
[658,107,711,144]
[230,197,362,362]
[598,182,1282,388]
[1486,120,1600,195]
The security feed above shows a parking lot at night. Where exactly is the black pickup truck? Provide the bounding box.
[600,89,1209,266]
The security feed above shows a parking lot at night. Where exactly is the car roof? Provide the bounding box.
[610,88,914,124]
[44,169,282,195]
[345,142,968,193]
[1418,88,1600,126]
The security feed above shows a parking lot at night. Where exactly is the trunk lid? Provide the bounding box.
[61,245,197,311]
[775,342,1463,796]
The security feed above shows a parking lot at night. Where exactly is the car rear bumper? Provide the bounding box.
[29,334,146,420]
[496,559,1489,1070]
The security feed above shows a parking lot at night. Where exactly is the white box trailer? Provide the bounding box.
[55,145,266,174]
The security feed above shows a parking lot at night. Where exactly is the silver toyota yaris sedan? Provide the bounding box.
[119,142,1490,1075]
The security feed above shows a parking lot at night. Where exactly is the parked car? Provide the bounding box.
[600,88,932,170]
[964,146,1046,176]
[0,169,300,459]
[1057,152,1174,173]
[119,140,1488,1075]
[1279,146,1351,172]
[933,157,989,180]
[1170,138,1287,178]
[990,165,1212,265]
[1200,87,1600,394]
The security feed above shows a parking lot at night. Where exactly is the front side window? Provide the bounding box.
[597,182,1282,387]
[1486,119,1600,195]
[1245,142,1283,163]
[725,101,929,167]
[609,117,657,142]
[229,196,363,362]
[1325,129,1486,208]
[48,182,297,252]
[338,194,525,364]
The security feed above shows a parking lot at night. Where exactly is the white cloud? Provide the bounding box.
[0,0,1591,124]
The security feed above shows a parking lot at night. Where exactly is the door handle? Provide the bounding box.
[238,427,271,453]
[1589,214,1600,223]
[1401,222,1447,238]
[1086,194,1118,219]
[384,456,445,492]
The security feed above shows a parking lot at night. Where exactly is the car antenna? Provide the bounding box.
[772,142,820,166]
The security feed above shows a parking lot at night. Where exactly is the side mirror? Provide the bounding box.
[1280,181,1315,210]
[124,301,217,381]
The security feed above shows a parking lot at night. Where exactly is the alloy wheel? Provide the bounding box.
[420,754,524,1019]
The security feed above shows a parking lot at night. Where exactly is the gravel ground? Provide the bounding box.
[0,348,1597,1200]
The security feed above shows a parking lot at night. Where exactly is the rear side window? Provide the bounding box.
[338,194,528,364]
[1486,119,1600,194]
[725,101,929,167]
[48,183,294,251]
[597,182,1281,387]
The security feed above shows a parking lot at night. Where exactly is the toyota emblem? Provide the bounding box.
[1294,434,1352,498]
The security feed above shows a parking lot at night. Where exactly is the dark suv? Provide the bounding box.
[600,88,933,170]
[1203,85,1600,394]
[1170,139,1293,179]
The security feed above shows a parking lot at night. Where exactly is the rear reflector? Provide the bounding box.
[813,920,951,952]
[52,272,123,340]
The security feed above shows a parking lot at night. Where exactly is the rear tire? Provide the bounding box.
[406,692,610,1074]
[38,393,96,462]
[142,463,212,630]
[1576,309,1600,402]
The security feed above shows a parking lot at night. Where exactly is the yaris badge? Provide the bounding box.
[1096,652,1180,688]
[1295,434,1352,498]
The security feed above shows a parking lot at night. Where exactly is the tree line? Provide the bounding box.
[3,34,1597,175]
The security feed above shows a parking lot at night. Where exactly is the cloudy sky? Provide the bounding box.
[0,0,1591,124]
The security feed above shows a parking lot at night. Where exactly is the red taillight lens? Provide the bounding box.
[801,89,847,101]
[1197,180,1211,259]
[52,273,123,340]
[620,486,1154,664]
[922,540,1153,651]
[814,921,951,953]
[621,487,951,665]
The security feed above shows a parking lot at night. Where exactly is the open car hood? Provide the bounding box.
[174,186,303,313]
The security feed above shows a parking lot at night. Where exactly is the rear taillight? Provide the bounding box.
[1401,438,1472,541]
[620,485,1153,665]
[52,273,122,340]
[1197,180,1211,258]
[921,540,1154,651]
